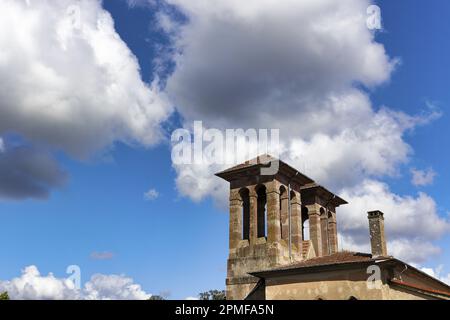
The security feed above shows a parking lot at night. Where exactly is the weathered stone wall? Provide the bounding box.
[227,180,304,300]
[264,268,433,300]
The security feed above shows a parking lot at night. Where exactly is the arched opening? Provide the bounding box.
[320,207,325,216]
[290,190,296,201]
[301,206,310,240]
[279,186,287,240]
[239,188,250,240]
[256,185,267,238]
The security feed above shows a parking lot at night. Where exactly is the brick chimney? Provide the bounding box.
[368,210,387,257]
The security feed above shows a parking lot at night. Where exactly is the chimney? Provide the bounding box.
[368,210,387,257]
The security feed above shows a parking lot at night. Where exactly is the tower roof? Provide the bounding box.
[215,154,314,186]
[301,183,348,207]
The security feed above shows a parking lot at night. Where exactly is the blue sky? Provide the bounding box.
[0,0,449,299]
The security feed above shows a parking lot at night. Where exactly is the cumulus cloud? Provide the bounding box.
[0,265,151,300]
[0,0,172,199]
[0,145,67,200]
[165,0,395,132]
[83,273,151,300]
[411,168,436,187]
[338,180,450,264]
[159,0,411,201]
[161,0,438,198]
[144,188,160,201]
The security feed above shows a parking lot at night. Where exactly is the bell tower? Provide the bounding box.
[216,155,314,300]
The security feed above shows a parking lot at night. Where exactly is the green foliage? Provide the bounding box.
[199,290,226,300]
[0,292,10,300]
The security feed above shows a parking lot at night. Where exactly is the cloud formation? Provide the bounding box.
[0,0,172,199]
[338,180,449,264]
[0,265,151,300]
[160,0,408,198]
[0,145,67,200]
[411,168,436,187]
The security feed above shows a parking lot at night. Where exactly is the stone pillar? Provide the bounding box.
[307,204,323,257]
[229,189,242,252]
[290,191,302,254]
[266,181,281,244]
[328,211,338,254]
[280,189,289,241]
[368,210,387,257]
[249,188,258,245]
[320,211,329,255]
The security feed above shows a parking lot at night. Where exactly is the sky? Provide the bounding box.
[0,0,449,299]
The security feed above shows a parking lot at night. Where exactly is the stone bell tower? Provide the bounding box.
[216,155,348,300]
[216,156,312,300]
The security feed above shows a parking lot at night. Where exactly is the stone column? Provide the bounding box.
[307,204,323,257]
[328,212,338,254]
[290,191,302,254]
[249,188,258,245]
[320,212,329,255]
[229,188,242,252]
[266,181,281,244]
[280,190,289,241]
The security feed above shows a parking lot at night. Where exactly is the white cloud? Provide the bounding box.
[0,0,171,157]
[338,179,450,264]
[0,138,4,153]
[144,188,159,201]
[411,168,436,187]
[159,0,431,202]
[420,265,450,285]
[83,273,151,300]
[185,296,199,300]
[162,1,413,207]
[339,180,450,241]
[165,0,395,132]
[0,265,151,300]
[0,266,78,300]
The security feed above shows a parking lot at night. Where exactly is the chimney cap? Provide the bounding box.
[368,210,384,218]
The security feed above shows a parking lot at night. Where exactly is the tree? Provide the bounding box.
[0,292,10,300]
[199,290,226,300]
